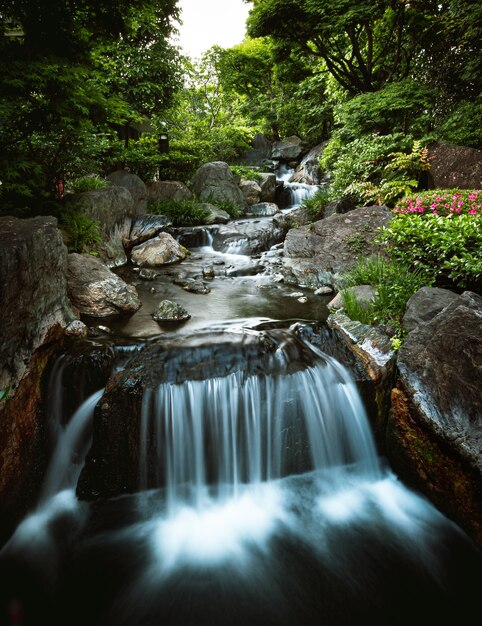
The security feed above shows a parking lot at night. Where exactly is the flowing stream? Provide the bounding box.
[0,187,480,626]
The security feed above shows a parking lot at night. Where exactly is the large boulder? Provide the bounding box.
[239,179,262,206]
[290,143,325,185]
[67,253,141,317]
[282,205,393,289]
[258,173,277,203]
[428,141,482,189]
[190,162,246,210]
[64,186,135,235]
[388,291,482,548]
[130,232,188,267]
[212,219,285,255]
[201,203,231,225]
[271,136,309,161]
[127,215,173,248]
[238,132,273,165]
[402,286,459,333]
[0,216,72,544]
[146,180,193,204]
[107,170,147,214]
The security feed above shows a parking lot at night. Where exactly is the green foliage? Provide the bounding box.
[301,186,331,220]
[0,387,11,402]
[71,175,108,193]
[59,207,102,252]
[377,212,482,291]
[339,288,374,325]
[439,100,482,150]
[320,134,430,206]
[105,135,161,181]
[340,254,428,327]
[230,166,263,182]
[148,199,210,227]
[335,80,437,138]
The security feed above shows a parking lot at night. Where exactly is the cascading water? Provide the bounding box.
[1,334,480,625]
[276,164,321,209]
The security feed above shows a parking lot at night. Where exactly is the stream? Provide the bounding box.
[0,172,480,626]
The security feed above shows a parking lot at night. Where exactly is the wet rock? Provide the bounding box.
[248,202,280,217]
[283,205,393,290]
[174,278,211,295]
[290,143,326,185]
[67,253,141,317]
[387,290,482,547]
[131,232,188,267]
[226,263,264,277]
[139,269,159,281]
[213,220,285,255]
[127,215,173,248]
[315,286,333,295]
[0,215,71,543]
[172,226,214,248]
[64,320,88,338]
[258,173,277,203]
[203,265,215,280]
[152,300,191,323]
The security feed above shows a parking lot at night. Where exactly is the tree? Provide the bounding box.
[0,0,181,212]
[246,0,436,95]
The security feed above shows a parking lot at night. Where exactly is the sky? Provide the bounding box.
[175,0,251,59]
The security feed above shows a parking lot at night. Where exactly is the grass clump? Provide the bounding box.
[71,175,108,193]
[149,198,210,226]
[59,207,102,252]
[301,186,331,221]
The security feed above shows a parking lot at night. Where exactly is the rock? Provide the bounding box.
[328,285,377,310]
[152,300,191,323]
[190,161,246,210]
[428,141,482,189]
[402,286,459,333]
[131,232,188,267]
[239,133,273,165]
[171,226,214,248]
[146,180,193,204]
[67,253,141,317]
[388,291,482,548]
[174,278,211,295]
[64,320,89,338]
[248,202,280,217]
[128,215,173,248]
[290,143,326,184]
[107,170,147,214]
[0,216,72,544]
[226,263,264,277]
[258,173,277,203]
[239,179,262,205]
[203,265,215,280]
[315,286,333,295]
[323,196,357,218]
[64,186,135,235]
[139,269,159,280]
[282,205,393,290]
[271,136,309,161]
[200,203,231,225]
[213,220,285,255]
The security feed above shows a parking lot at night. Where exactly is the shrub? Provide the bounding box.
[71,175,108,193]
[341,255,428,326]
[230,165,263,182]
[148,198,210,226]
[393,190,481,216]
[377,210,482,290]
[59,207,102,252]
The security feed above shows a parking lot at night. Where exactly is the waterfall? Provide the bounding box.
[138,348,381,513]
[276,164,321,209]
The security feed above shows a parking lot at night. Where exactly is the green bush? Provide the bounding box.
[148,198,210,226]
[319,133,431,207]
[71,175,108,193]
[59,207,102,252]
[341,255,428,325]
[439,100,482,150]
[230,165,263,182]
[377,210,482,290]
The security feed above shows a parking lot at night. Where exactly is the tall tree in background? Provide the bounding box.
[0,0,181,211]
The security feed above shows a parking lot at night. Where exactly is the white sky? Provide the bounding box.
[175,0,251,59]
